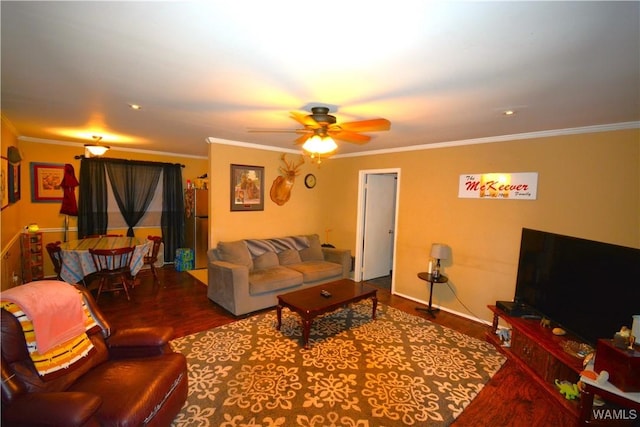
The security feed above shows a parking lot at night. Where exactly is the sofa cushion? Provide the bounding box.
[217,240,253,270]
[253,251,278,270]
[299,234,324,262]
[249,267,303,295]
[286,261,342,283]
[278,249,302,266]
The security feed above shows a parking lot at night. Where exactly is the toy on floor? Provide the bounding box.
[555,379,580,400]
[496,328,511,347]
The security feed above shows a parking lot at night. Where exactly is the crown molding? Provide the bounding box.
[17,136,208,160]
[205,137,300,154]
[336,121,640,159]
[17,121,638,160]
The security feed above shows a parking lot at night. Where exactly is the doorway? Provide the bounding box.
[354,169,400,290]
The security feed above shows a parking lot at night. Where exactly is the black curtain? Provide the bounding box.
[77,158,185,261]
[105,162,161,237]
[161,163,185,261]
[77,159,108,238]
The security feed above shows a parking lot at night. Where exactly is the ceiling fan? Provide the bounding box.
[249,106,391,147]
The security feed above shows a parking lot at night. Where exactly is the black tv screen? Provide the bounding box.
[514,228,640,346]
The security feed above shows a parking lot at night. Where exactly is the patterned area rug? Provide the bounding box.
[170,300,506,427]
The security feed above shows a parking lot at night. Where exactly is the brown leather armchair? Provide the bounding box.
[1,285,188,427]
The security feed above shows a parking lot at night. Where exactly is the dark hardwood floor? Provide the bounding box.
[96,266,577,427]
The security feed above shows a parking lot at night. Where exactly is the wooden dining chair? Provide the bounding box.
[89,246,135,301]
[143,235,163,283]
[45,241,63,280]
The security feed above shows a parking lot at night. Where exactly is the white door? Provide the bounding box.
[362,174,397,280]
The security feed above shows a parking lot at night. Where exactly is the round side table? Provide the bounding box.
[416,272,448,317]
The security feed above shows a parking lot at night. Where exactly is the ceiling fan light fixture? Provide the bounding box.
[84,136,110,157]
[302,135,337,155]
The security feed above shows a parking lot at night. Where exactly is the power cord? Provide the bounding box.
[445,282,480,320]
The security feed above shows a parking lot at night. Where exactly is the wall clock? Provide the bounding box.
[304,173,316,189]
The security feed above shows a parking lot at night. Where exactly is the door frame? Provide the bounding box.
[354,168,401,290]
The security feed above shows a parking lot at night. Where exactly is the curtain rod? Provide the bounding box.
[73,155,185,167]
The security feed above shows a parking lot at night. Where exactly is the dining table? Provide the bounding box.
[59,236,151,284]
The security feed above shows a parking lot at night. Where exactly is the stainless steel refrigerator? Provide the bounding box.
[184,188,209,269]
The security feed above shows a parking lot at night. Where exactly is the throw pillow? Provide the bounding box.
[217,240,253,270]
[278,249,302,265]
[299,233,324,261]
[253,251,278,270]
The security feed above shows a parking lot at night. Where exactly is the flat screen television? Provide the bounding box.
[514,228,640,347]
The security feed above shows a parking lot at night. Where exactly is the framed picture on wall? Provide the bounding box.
[30,162,65,202]
[1,156,8,209]
[8,162,20,203]
[230,164,264,211]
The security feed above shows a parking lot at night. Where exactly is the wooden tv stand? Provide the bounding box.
[487,305,586,419]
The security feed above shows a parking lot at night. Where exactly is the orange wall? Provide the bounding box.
[207,141,329,243]
[318,129,640,323]
[1,117,22,250]
[207,129,639,325]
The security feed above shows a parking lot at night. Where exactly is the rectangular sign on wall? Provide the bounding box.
[458,172,538,200]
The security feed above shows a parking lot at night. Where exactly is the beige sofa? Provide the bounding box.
[207,234,351,316]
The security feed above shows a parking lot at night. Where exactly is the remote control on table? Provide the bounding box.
[320,290,332,298]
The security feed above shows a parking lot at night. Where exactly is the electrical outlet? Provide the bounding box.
[12,272,19,285]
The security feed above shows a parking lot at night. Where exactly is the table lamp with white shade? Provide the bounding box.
[430,243,451,279]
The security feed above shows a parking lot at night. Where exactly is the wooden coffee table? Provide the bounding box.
[276,279,378,348]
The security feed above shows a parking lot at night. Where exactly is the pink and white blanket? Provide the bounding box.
[1,280,85,353]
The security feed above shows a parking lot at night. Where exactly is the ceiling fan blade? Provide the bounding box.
[247,128,311,134]
[329,130,371,144]
[332,118,391,132]
[290,111,320,128]
[294,133,312,145]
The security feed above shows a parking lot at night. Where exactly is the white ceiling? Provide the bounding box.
[2,1,639,158]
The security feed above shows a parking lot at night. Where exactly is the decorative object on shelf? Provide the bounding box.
[561,340,593,358]
[84,135,110,157]
[269,154,304,206]
[552,327,566,336]
[632,315,640,348]
[304,173,316,189]
[231,164,264,211]
[30,162,65,202]
[430,243,451,280]
[613,326,632,349]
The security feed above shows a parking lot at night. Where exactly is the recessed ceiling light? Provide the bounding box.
[503,110,516,116]
[129,104,142,110]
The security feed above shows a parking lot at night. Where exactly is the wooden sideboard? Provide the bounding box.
[487,305,585,419]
